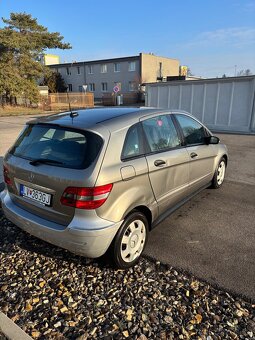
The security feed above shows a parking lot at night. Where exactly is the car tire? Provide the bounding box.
[110,211,149,269]
[211,157,226,189]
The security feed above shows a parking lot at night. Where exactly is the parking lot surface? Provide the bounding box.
[0,114,47,185]
[144,181,255,300]
[0,115,255,301]
[144,132,255,300]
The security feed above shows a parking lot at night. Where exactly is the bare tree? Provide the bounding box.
[187,67,193,76]
[237,69,252,76]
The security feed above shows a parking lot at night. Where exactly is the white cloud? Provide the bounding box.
[180,52,255,78]
[186,27,255,48]
[242,1,255,12]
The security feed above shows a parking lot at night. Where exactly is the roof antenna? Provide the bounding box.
[66,87,78,118]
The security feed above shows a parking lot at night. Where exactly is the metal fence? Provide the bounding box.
[146,76,255,133]
[39,92,94,111]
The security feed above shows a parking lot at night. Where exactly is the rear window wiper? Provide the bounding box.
[30,158,63,166]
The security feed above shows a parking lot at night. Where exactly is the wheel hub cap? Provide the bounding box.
[217,161,225,185]
[130,234,138,248]
[120,219,146,263]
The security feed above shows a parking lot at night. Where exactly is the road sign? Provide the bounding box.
[113,85,120,93]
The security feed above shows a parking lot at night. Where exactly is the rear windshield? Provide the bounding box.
[9,124,103,169]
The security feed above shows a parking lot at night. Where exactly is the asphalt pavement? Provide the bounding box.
[0,116,255,300]
[144,180,255,300]
[0,114,50,184]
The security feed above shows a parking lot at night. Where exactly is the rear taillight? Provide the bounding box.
[60,184,113,210]
[3,165,11,185]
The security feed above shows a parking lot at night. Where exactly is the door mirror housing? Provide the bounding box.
[205,136,220,145]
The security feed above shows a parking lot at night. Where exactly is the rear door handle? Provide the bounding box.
[154,159,166,167]
[190,152,198,159]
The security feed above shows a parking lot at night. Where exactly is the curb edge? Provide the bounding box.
[0,312,33,340]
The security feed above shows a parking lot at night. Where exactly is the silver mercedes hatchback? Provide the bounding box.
[1,108,228,268]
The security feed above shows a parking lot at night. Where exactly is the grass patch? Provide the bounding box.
[0,106,58,117]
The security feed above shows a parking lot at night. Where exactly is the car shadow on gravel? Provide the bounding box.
[0,210,110,269]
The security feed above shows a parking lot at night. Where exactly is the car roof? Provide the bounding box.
[28,107,188,132]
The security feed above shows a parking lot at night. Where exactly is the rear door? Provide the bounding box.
[174,113,218,193]
[141,114,190,215]
[5,124,105,226]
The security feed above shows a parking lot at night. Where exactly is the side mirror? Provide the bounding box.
[205,136,220,145]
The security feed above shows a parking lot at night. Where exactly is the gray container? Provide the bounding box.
[116,94,123,106]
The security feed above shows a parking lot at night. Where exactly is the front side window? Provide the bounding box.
[175,114,206,146]
[142,115,181,153]
[10,125,103,169]
[88,65,93,74]
[78,85,83,92]
[66,67,71,75]
[122,124,143,160]
[101,64,107,73]
[77,66,81,75]
[68,84,72,92]
[128,61,136,71]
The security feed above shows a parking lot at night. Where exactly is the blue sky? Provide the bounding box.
[0,0,255,77]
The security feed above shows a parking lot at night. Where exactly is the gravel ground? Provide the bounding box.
[0,210,254,340]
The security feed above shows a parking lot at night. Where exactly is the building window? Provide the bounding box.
[66,67,71,75]
[114,63,120,72]
[88,65,93,74]
[128,61,136,72]
[77,66,81,75]
[101,82,108,92]
[88,83,95,92]
[78,85,83,92]
[68,84,72,92]
[129,81,138,92]
[101,64,107,73]
[159,62,162,77]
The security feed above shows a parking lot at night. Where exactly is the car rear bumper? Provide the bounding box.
[0,190,122,258]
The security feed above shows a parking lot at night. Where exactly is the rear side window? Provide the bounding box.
[175,114,206,146]
[142,115,181,153]
[10,124,103,169]
[121,123,143,160]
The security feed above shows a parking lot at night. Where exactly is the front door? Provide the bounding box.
[174,114,218,193]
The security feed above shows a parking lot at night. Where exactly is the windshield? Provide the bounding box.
[10,124,103,169]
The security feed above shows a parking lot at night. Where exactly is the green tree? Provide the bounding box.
[0,12,71,105]
[40,72,67,93]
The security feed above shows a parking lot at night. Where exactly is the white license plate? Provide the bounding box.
[20,184,52,206]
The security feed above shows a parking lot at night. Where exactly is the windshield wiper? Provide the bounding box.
[30,158,63,166]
